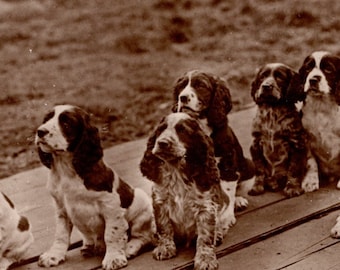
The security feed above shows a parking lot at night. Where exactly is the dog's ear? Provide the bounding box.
[172,74,189,112]
[184,120,220,191]
[140,121,164,184]
[334,57,340,105]
[207,76,232,128]
[282,68,298,101]
[251,68,262,101]
[286,68,306,103]
[38,148,53,169]
[72,108,103,182]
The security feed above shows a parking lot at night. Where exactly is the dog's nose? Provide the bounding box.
[37,128,49,138]
[262,84,273,92]
[179,95,189,104]
[309,76,321,86]
[157,140,170,149]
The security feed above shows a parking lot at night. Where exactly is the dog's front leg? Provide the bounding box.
[102,208,128,270]
[38,199,73,267]
[249,136,267,195]
[194,198,218,270]
[152,186,177,261]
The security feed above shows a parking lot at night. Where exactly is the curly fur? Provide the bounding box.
[140,112,234,270]
[249,63,308,197]
[35,105,155,270]
[172,70,255,214]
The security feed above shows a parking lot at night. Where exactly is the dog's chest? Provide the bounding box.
[302,97,340,162]
[253,107,291,164]
[48,172,105,233]
[161,170,200,234]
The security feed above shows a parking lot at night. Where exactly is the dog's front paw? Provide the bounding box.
[152,240,176,261]
[38,251,65,267]
[284,186,304,197]
[81,244,95,257]
[331,216,340,238]
[235,196,248,211]
[0,258,13,270]
[248,176,265,196]
[102,251,127,270]
[194,247,218,270]
[125,238,145,259]
[302,172,319,192]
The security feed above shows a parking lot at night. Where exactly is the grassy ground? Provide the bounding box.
[1,0,339,179]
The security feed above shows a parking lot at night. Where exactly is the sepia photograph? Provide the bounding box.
[0,0,340,269]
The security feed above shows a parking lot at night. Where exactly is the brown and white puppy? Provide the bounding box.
[0,192,33,270]
[35,105,155,270]
[288,51,340,191]
[249,63,309,197]
[173,70,255,218]
[140,112,234,270]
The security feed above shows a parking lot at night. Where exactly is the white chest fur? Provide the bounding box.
[47,164,117,237]
[302,96,340,161]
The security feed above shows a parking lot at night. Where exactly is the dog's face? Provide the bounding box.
[299,51,340,102]
[175,71,215,114]
[35,105,86,153]
[251,63,296,104]
[151,112,198,162]
[173,70,232,128]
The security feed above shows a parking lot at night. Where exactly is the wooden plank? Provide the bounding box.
[217,210,340,270]
[14,187,340,270]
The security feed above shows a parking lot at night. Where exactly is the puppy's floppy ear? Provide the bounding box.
[72,108,103,182]
[38,148,53,169]
[251,67,262,101]
[140,121,164,184]
[282,68,298,100]
[334,57,340,105]
[172,74,188,112]
[286,68,306,103]
[184,120,220,191]
[207,76,232,128]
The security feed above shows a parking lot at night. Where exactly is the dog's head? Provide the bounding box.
[173,70,232,128]
[35,105,113,192]
[251,63,297,105]
[140,112,219,191]
[0,192,33,266]
[288,51,340,104]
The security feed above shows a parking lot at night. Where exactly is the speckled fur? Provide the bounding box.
[140,112,233,270]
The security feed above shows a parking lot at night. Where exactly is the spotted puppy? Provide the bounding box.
[173,70,255,217]
[140,112,233,270]
[249,63,309,197]
[35,105,155,270]
[0,192,33,270]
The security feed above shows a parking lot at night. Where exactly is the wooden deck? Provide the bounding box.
[2,106,340,270]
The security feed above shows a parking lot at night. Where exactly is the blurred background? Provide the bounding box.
[0,0,339,178]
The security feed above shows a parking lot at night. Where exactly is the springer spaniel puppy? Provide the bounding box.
[173,70,255,217]
[140,112,234,270]
[288,51,340,191]
[0,192,33,270]
[248,63,309,197]
[35,105,155,270]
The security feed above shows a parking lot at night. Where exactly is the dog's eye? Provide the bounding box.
[304,58,315,73]
[275,71,286,82]
[43,111,55,123]
[322,63,335,74]
[176,124,186,134]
